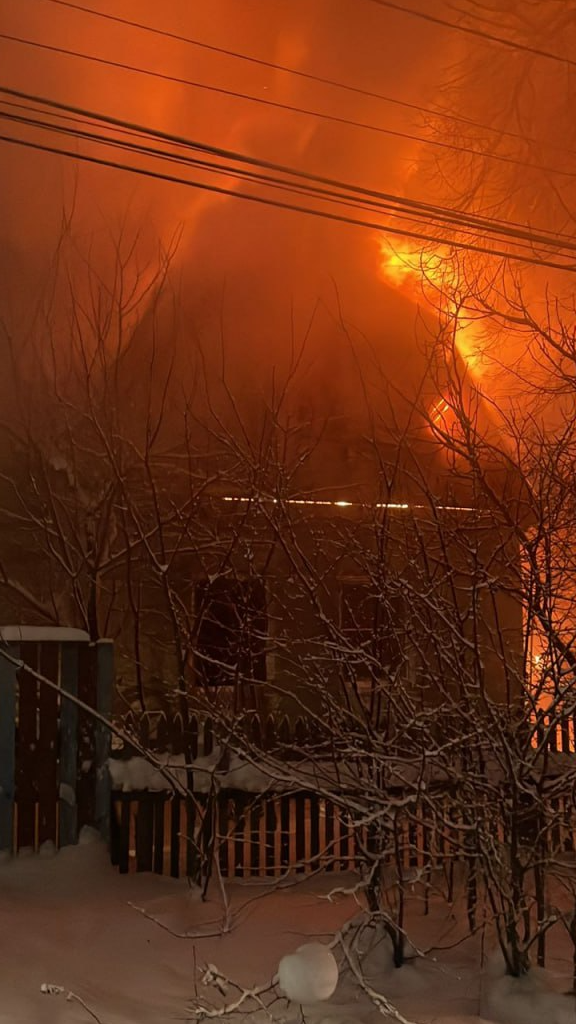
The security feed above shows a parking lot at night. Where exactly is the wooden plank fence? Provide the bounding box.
[109,705,576,881]
[109,786,576,882]
[0,632,114,854]
[110,787,460,880]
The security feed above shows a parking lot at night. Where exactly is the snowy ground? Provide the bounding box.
[2,837,576,1024]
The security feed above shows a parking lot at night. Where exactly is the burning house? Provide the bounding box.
[0,215,527,720]
[0,1,541,722]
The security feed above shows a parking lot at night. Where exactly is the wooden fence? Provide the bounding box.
[533,707,576,754]
[109,704,576,881]
[118,706,576,762]
[110,786,468,880]
[117,708,325,759]
[0,633,114,854]
[110,786,576,881]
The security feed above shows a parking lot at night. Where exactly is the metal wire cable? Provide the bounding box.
[5,30,575,180]
[1,92,575,271]
[366,0,576,68]
[33,0,576,157]
[2,85,575,253]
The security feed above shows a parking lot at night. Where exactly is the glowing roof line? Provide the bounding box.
[220,496,480,512]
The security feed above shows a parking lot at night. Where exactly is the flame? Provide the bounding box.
[430,398,452,427]
[379,244,421,289]
[378,236,484,378]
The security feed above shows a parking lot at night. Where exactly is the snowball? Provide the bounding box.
[39,840,57,859]
[277,943,338,1004]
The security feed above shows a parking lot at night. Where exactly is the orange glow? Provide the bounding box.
[378,238,425,292]
[378,236,485,378]
[221,495,478,511]
[378,241,422,290]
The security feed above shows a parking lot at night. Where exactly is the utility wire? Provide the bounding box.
[2,100,566,257]
[366,0,576,68]
[1,93,575,271]
[2,85,576,252]
[5,130,574,271]
[5,31,574,180]
[31,0,576,159]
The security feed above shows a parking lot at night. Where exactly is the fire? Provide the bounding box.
[378,236,484,379]
[378,238,425,291]
[430,398,452,427]
[378,243,421,289]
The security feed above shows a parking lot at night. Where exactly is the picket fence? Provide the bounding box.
[3,641,576,872]
[110,784,576,882]
[119,706,576,761]
[110,706,576,881]
[0,633,114,854]
[117,707,325,759]
[534,707,576,754]
[111,786,436,880]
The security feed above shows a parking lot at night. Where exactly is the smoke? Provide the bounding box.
[0,0,461,438]
[0,0,454,264]
[406,0,576,400]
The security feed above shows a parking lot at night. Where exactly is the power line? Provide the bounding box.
[39,0,506,126]
[3,31,575,185]
[1,91,575,272]
[3,85,576,254]
[5,31,573,180]
[3,99,566,258]
[5,130,573,271]
[366,0,576,68]
[30,0,576,159]
[1,103,433,224]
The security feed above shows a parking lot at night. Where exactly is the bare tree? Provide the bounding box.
[5,212,576,1013]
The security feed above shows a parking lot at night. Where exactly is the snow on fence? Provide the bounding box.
[0,631,114,855]
[110,707,576,880]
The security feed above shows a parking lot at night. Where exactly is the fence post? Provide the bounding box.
[59,643,79,847]
[0,644,18,854]
[37,643,59,847]
[95,640,114,843]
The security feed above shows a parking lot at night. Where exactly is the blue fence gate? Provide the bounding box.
[0,628,114,855]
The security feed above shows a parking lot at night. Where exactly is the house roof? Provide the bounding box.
[75,191,527,516]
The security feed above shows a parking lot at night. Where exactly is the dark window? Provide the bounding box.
[340,582,403,679]
[194,578,267,687]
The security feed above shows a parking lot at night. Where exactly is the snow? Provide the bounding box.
[277,942,339,1003]
[108,748,273,793]
[78,825,101,845]
[0,625,90,641]
[59,782,77,806]
[481,955,576,1023]
[109,743,576,797]
[38,840,57,858]
[1,842,576,1024]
